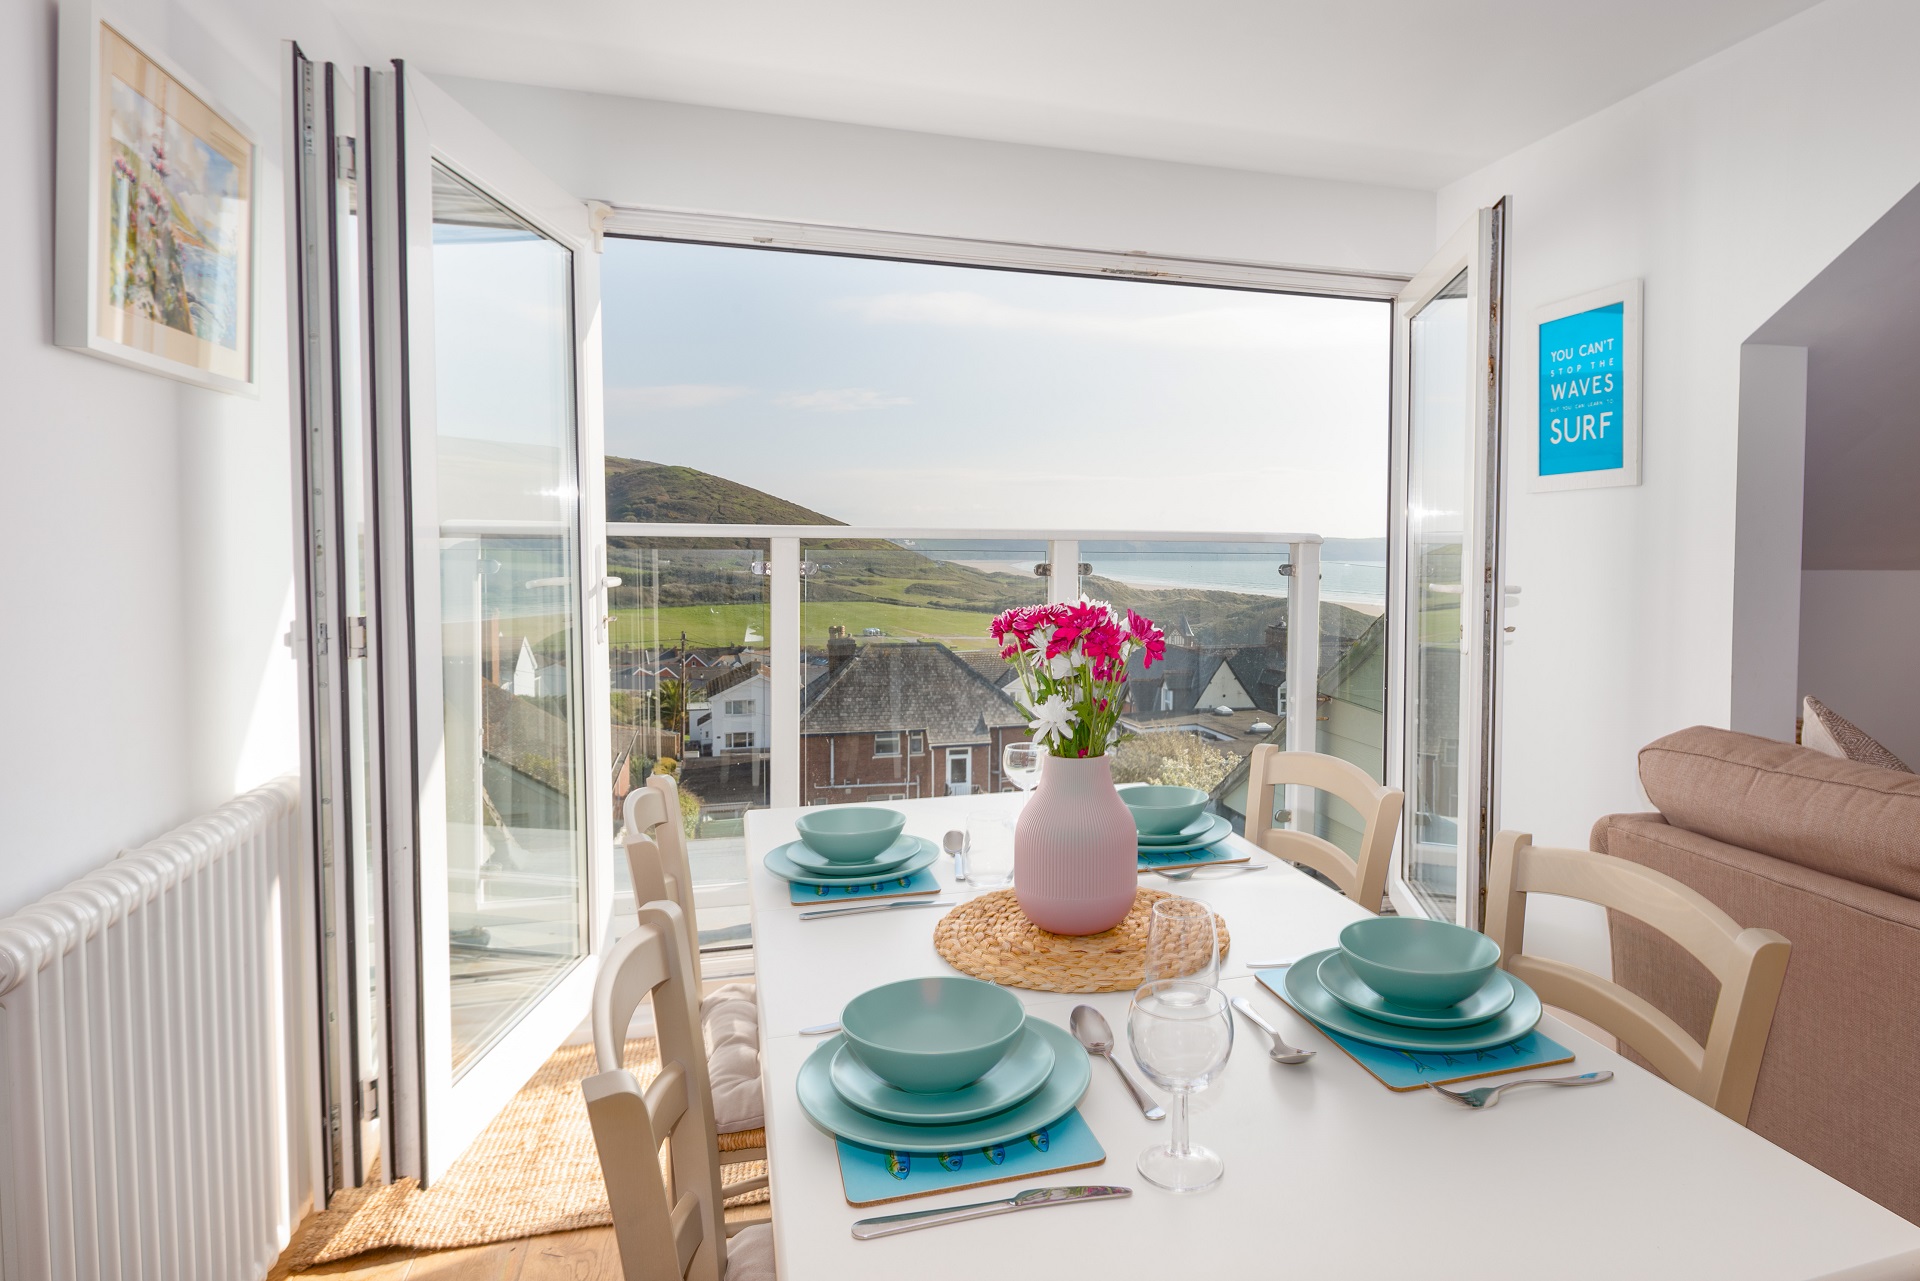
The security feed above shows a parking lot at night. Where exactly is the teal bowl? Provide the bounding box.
[793,807,908,862]
[841,977,1026,1094]
[1119,784,1210,836]
[1338,917,1501,1009]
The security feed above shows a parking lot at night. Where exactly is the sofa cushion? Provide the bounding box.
[1638,726,1920,899]
[1802,696,1912,773]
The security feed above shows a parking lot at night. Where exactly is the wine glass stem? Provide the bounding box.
[1169,1089,1192,1158]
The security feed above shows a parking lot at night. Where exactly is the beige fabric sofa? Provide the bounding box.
[1592,725,1920,1225]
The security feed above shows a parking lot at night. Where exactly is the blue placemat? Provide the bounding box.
[835,1107,1106,1207]
[1256,970,1574,1091]
[1136,844,1249,873]
[786,868,942,906]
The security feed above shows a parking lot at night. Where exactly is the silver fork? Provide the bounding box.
[1158,863,1267,882]
[1433,1070,1613,1109]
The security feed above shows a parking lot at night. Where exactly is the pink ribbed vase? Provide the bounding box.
[1013,753,1139,936]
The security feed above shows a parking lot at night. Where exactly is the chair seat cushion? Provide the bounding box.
[701,985,763,1134]
[725,1222,777,1281]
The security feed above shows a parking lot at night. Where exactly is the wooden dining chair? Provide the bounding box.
[1243,745,1404,912]
[1486,830,1792,1125]
[584,900,776,1281]
[621,776,768,1220]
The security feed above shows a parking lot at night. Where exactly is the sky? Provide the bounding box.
[601,239,1391,538]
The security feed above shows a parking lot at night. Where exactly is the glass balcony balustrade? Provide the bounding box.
[606,524,1383,961]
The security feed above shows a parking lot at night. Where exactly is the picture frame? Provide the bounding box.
[1530,278,1641,491]
[54,0,258,395]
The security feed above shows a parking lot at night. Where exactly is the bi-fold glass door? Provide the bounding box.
[1386,202,1507,926]
[292,51,612,1190]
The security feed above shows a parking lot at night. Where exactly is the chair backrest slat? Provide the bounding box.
[1487,830,1791,1124]
[624,775,699,934]
[584,900,729,1281]
[1244,746,1403,911]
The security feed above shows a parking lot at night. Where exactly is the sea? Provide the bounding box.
[917,541,1387,610]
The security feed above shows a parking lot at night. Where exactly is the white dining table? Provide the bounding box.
[744,795,1920,1281]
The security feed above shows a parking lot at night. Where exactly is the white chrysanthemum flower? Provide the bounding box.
[1027,694,1077,743]
[1048,653,1075,679]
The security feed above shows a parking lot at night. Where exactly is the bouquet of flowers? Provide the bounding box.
[990,598,1167,758]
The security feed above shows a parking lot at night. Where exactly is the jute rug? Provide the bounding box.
[283,1038,769,1270]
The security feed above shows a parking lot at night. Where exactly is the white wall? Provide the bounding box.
[0,0,360,919]
[1799,571,1920,768]
[1435,0,1920,972]
[433,77,1437,275]
[1439,0,1920,845]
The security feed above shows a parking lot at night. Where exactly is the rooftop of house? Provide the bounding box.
[801,640,1028,745]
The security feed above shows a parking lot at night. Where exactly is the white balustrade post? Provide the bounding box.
[1046,540,1079,606]
[770,537,802,809]
[1286,540,1321,835]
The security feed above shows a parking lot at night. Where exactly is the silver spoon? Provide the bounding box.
[1069,1005,1165,1121]
[799,1021,842,1035]
[1229,996,1315,1064]
[942,829,970,882]
[1434,1070,1613,1109]
[1159,863,1267,882]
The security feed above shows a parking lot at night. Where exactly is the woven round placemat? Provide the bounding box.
[933,888,1230,993]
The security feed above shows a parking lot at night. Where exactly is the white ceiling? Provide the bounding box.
[330,0,1821,189]
[1751,182,1920,571]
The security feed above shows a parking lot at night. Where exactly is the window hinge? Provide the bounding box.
[359,1077,380,1121]
[336,136,356,183]
[1033,562,1092,578]
[347,616,368,658]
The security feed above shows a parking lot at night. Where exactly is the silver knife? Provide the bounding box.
[851,1185,1131,1240]
[799,898,956,921]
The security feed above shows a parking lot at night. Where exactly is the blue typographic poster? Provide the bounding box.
[1538,302,1625,476]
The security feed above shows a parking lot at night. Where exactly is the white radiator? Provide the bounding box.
[0,776,314,1281]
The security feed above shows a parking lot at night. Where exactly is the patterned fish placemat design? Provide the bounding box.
[835,1108,1106,1207]
[1136,845,1251,874]
[787,868,942,906]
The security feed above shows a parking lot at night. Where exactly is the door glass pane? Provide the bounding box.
[430,163,586,1076]
[607,536,769,960]
[1403,268,1470,917]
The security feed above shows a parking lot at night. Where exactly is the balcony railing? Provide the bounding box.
[609,520,1339,804]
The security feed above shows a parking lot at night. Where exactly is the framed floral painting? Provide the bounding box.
[55,1,257,394]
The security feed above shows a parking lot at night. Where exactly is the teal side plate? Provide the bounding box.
[797,1019,1089,1151]
[1134,813,1222,846]
[766,839,938,886]
[1282,948,1541,1052]
[784,833,922,875]
[1134,814,1233,852]
[1316,951,1515,1028]
[829,1025,1055,1124]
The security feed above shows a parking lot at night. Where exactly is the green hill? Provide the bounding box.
[606,457,844,526]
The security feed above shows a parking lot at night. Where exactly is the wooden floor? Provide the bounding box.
[267,1223,622,1281]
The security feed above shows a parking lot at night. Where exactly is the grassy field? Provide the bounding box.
[610,602,1002,651]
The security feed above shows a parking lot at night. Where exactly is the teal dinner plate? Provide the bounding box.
[1282,948,1541,1052]
[784,833,923,876]
[829,1024,1055,1124]
[1316,950,1515,1028]
[765,839,939,887]
[797,1020,1090,1151]
[1134,813,1223,846]
[1135,814,1233,852]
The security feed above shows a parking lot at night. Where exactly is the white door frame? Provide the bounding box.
[360,62,611,1185]
[1385,201,1508,927]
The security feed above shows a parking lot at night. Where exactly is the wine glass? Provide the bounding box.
[1002,742,1042,804]
[964,809,1015,890]
[1128,979,1234,1193]
[1141,896,1220,988]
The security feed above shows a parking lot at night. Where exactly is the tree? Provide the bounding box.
[654,678,686,732]
[1110,731,1242,794]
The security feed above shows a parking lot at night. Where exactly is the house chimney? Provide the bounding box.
[1264,621,1287,653]
[827,625,856,676]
